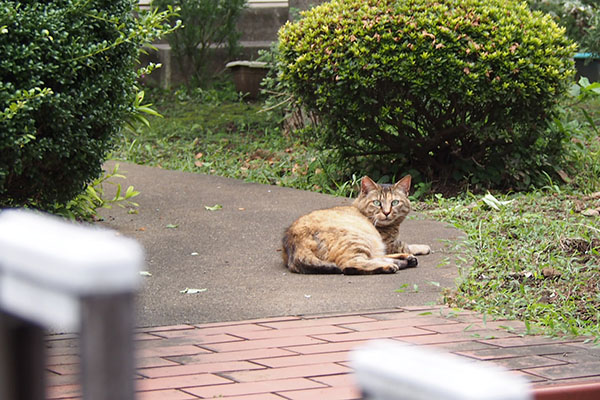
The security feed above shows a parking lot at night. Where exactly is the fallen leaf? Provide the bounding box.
[395,283,409,293]
[190,252,199,256]
[180,288,207,294]
[166,223,179,229]
[195,152,203,159]
[238,207,245,211]
[205,204,223,211]
[573,200,586,213]
[194,161,203,167]
[582,208,600,217]
[139,271,152,277]
[582,192,600,201]
[542,267,561,279]
[556,169,571,183]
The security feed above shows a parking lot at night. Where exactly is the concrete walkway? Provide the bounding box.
[98,161,463,327]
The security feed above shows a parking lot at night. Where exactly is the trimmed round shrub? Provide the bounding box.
[277,0,577,187]
[0,1,138,207]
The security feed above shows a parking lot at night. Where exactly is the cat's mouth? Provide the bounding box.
[373,215,395,227]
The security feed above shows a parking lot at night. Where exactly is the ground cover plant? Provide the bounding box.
[424,82,600,340]
[428,191,600,339]
[427,79,600,340]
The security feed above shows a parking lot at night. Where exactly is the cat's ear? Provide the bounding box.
[360,176,378,194]
[394,175,411,194]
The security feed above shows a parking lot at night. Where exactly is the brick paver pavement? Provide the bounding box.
[46,306,600,399]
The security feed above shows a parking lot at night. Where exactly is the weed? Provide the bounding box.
[426,190,600,340]
[51,163,140,221]
[557,78,600,192]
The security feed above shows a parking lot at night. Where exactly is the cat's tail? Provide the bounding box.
[282,231,342,274]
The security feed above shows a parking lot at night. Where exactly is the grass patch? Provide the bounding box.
[422,191,600,340]
[111,85,357,196]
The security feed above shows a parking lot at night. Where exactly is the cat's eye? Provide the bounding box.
[391,200,399,206]
[373,200,381,207]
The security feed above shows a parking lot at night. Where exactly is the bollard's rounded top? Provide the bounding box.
[0,209,144,294]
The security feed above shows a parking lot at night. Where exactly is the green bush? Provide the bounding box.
[0,1,170,208]
[277,0,577,188]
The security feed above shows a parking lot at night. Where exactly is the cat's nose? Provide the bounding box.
[382,208,391,216]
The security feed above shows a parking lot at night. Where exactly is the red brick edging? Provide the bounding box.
[46,306,600,399]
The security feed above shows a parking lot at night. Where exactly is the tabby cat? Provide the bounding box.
[282,175,431,274]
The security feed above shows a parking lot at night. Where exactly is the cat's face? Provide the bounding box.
[354,175,411,227]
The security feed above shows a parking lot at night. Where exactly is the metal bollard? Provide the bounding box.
[0,209,143,400]
[351,340,532,400]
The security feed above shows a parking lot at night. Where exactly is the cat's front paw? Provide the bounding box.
[407,244,431,256]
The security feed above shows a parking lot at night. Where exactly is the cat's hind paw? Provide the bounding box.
[343,263,398,275]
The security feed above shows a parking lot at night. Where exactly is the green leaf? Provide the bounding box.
[582,108,600,136]
[395,283,409,293]
[578,76,591,88]
[166,223,179,229]
[568,83,581,98]
[205,204,223,211]
[125,185,140,199]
